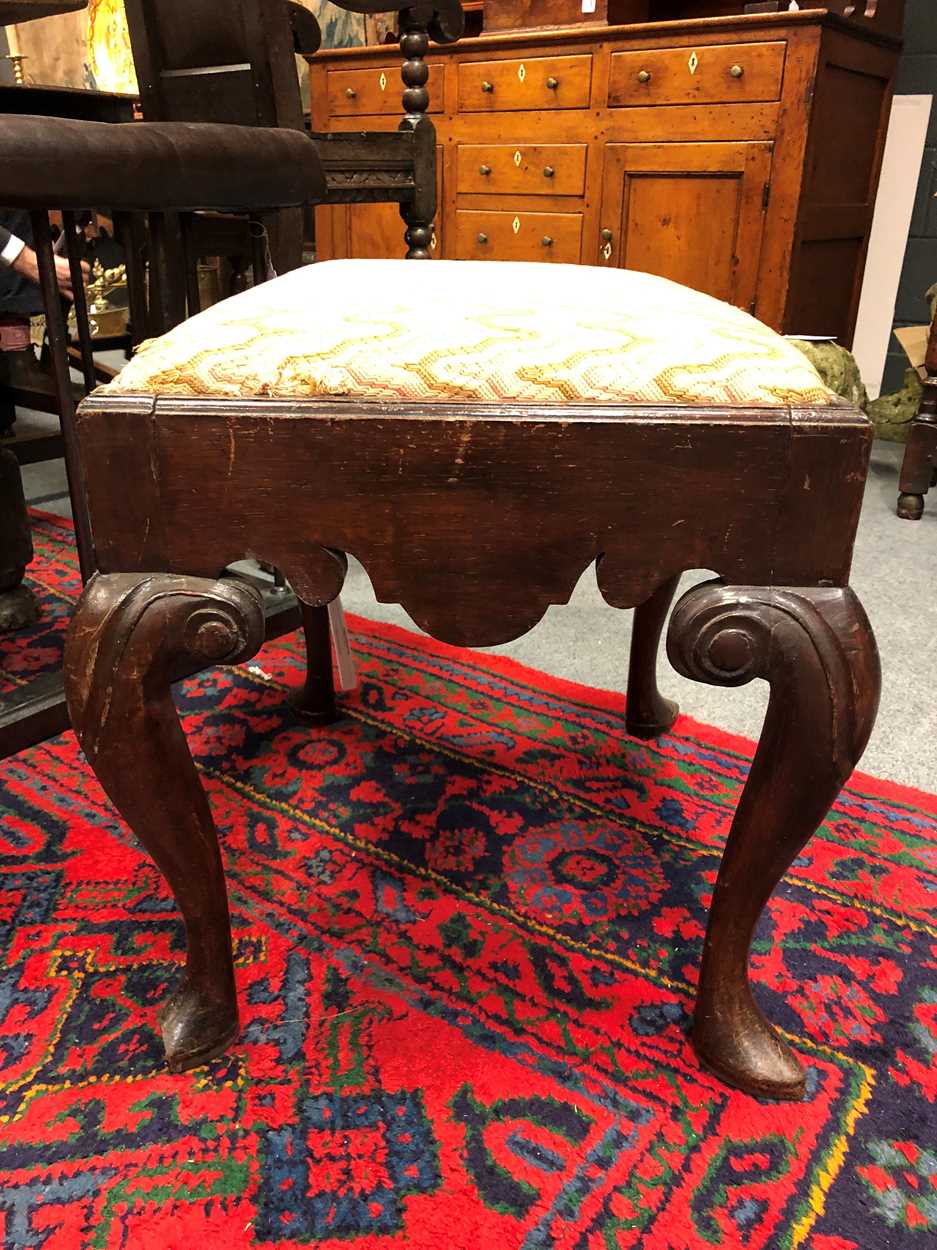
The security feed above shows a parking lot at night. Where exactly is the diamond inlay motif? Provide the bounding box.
[688,51,699,75]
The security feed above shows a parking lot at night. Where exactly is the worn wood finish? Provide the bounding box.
[64,573,266,1071]
[668,581,880,1096]
[327,62,444,116]
[598,140,771,307]
[456,142,588,196]
[64,386,879,1098]
[312,9,900,342]
[897,310,937,521]
[74,396,872,631]
[607,39,785,106]
[625,574,680,739]
[456,207,582,261]
[295,602,339,721]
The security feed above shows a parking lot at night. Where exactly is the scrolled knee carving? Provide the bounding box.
[67,574,265,761]
[64,572,267,1072]
[669,581,812,687]
[668,580,876,766]
[665,580,879,1098]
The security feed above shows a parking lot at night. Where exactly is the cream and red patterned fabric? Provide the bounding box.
[104,259,833,406]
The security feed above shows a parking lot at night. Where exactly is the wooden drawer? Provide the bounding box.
[327,64,441,116]
[456,210,582,262]
[458,54,592,112]
[608,42,786,107]
[457,144,587,196]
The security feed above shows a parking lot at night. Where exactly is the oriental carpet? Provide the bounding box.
[0,511,934,1249]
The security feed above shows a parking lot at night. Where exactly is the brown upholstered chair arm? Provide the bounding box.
[0,115,326,211]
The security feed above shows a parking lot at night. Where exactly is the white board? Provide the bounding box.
[853,94,933,399]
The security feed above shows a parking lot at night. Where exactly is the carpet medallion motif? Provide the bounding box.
[0,512,934,1248]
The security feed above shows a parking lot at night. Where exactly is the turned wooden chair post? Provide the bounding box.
[896,311,937,521]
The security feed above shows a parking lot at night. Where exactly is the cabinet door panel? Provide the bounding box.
[597,142,772,313]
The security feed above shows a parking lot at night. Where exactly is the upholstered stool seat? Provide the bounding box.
[105,259,832,408]
[67,255,877,1104]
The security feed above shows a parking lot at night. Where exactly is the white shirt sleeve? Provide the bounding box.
[0,231,26,267]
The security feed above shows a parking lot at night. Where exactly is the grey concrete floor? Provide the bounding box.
[20,434,937,791]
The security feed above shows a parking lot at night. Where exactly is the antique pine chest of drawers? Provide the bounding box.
[308,8,900,345]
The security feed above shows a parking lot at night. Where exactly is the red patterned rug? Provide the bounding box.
[0,511,935,1250]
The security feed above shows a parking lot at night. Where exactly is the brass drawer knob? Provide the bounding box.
[730,64,744,78]
[546,76,559,89]
[479,164,491,176]
[637,70,651,84]
[601,228,613,242]
[477,232,489,244]
[345,87,357,98]
[541,235,554,247]
[543,165,555,178]
[481,80,494,93]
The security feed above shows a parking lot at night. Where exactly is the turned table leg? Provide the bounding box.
[64,572,265,1071]
[667,582,880,1099]
[897,418,937,521]
[626,574,680,739]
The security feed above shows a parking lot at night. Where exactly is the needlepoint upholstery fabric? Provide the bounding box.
[104,259,834,407]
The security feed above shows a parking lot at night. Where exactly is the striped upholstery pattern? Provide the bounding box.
[104,259,833,407]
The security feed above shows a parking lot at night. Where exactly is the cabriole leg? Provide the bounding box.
[64,572,265,1071]
[626,574,680,739]
[667,582,880,1099]
[294,601,337,722]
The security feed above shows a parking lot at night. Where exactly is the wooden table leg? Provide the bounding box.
[667,581,880,1099]
[626,574,680,739]
[0,445,40,632]
[294,601,338,722]
[897,418,937,521]
[63,572,265,1071]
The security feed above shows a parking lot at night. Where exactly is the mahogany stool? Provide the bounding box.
[63,258,880,1101]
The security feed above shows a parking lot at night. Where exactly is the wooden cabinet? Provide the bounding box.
[310,9,899,345]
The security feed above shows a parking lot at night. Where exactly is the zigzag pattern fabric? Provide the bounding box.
[105,260,834,407]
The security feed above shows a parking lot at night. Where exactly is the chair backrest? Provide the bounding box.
[122,0,306,129]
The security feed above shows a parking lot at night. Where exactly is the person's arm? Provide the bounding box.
[0,223,26,268]
[0,223,86,299]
